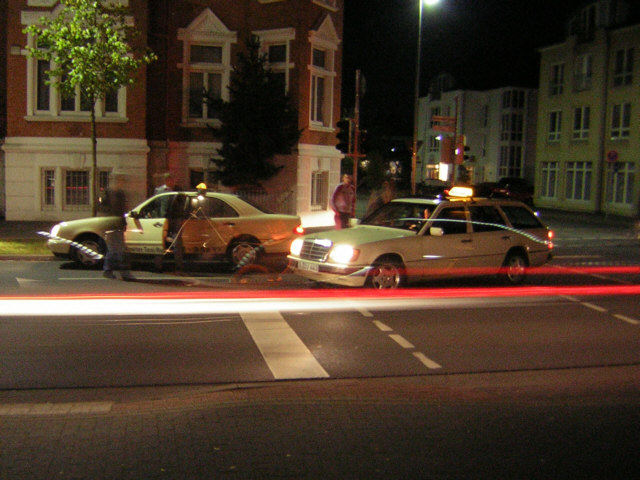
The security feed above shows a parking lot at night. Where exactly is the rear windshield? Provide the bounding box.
[500,205,543,229]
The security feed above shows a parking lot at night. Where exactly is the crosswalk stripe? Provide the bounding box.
[240,311,329,380]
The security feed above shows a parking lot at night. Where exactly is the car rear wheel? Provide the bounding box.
[228,237,261,269]
[502,252,527,285]
[73,235,106,268]
[368,257,406,289]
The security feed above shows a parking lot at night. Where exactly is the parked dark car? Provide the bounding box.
[475,178,534,206]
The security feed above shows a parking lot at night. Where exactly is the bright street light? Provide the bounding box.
[411,0,441,195]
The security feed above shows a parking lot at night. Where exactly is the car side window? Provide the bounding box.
[431,207,468,235]
[195,197,239,218]
[469,206,507,232]
[500,206,543,229]
[138,194,175,219]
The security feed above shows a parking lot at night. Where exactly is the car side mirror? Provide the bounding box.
[429,226,444,236]
[129,210,139,219]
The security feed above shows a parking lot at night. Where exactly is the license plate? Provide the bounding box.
[298,260,319,272]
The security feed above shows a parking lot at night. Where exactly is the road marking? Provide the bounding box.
[373,320,393,332]
[413,352,442,369]
[613,314,640,325]
[582,302,608,313]
[389,334,415,349]
[0,402,113,416]
[240,311,329,380]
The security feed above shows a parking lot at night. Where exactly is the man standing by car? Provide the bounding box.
[100,170,134,281]
[330,174,356,229]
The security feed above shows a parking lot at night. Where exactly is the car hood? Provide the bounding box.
[303,225,416,246]
[55,216,122,234]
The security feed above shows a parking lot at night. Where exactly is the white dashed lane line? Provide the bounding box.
[373,318,442,370]
[560,295,640,326]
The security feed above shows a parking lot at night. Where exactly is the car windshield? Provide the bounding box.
[361,201,436,231]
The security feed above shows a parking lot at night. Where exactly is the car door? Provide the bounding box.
[124,194,172,255]
[419,205,474,278]
[178,195,238,256]
[466,205,512,274]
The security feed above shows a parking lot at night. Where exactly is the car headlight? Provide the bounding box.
[290,237,304,256]
[329,244,359,264]
[50,223,64,237]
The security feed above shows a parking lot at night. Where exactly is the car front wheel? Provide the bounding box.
[72,235,106,268]
[368,257,406,289]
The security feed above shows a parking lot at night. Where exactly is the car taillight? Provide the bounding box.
[294,225,305,235]
[547,230,554,248]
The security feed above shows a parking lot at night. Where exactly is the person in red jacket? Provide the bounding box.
[330,174,356,229]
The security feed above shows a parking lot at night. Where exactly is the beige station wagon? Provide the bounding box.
[288,190,554,289]
[47,191,302,269]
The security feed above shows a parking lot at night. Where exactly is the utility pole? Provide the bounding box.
[352,69,362,194]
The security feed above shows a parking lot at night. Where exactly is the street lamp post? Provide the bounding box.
[411,0,440,195]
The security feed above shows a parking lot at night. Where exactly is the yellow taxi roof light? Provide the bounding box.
[448,186,474,198]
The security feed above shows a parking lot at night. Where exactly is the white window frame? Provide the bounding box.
[613,48,634,86]
[23,32,126,122]
[308,17,339,131]
[63,169,91,211]
[610,103,631,139]
[565,161,592,201]
[550,63,564,96]
[177,9,237,127]
[572,105,590,140]
[540,161,558,199]
[41,168,56,210]
[548,111,562,142]
[498,145,522,178]
[310,170,329,210]
[606,162,635,205]
[254,28,295,92]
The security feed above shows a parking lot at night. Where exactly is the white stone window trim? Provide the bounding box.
[177,9,237,128]
[312,0,338,12]
[253,27,296,92]
[22,8,128,123]
[308,15,340,132]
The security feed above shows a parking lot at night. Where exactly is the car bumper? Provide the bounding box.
[47,238,71,256]
[288,257,371,287]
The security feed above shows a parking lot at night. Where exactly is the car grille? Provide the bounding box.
[299,238,332,262]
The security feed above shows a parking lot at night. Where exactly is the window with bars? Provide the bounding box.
[64,170,90,209]
[311,170,329,210]
[540,161,558,199]
[41,168,56,209]
[572,106,590,140]
[565,161,592,201]
[606,162,635,205]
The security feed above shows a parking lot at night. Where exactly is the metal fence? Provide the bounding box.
[235,189,296,215]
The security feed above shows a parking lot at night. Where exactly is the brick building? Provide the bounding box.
[1,0,344,225]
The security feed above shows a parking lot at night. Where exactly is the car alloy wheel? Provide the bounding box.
[503,252,527,285]
[369,258,406,289]
[229,239,260,268]
[73,237,105,268]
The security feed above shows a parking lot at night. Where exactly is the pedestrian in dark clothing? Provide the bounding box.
[100,171,134,281]
[330,174,356,229]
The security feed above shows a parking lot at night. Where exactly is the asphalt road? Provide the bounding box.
[0,218,639,479]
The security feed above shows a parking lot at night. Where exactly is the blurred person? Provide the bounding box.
[153,172,174,195]
[330,174,356,229]
[365,180,395,217]
[100,170,133,281]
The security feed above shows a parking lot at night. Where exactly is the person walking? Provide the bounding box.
[100,170,134,281]
[330,174,356,229]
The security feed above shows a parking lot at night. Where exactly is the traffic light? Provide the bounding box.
[336,119,352,154]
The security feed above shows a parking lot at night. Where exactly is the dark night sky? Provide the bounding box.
[342,0,591,136]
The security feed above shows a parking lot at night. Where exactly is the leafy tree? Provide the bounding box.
[24,0,156,216]
[211,37,301,188]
